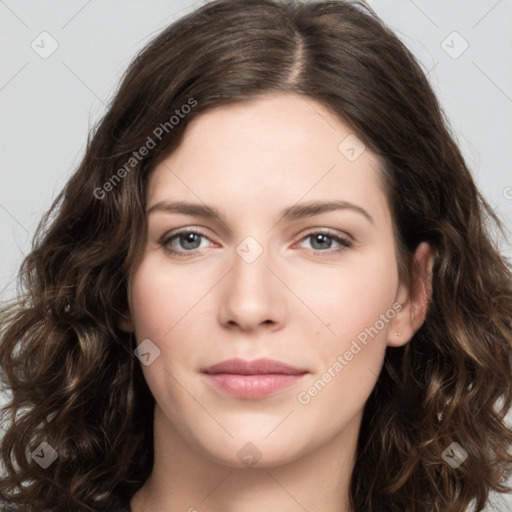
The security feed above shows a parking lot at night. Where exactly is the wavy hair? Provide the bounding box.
[1,0,512,510]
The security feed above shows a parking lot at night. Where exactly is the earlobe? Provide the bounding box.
[387,241,434,348]
[387,307,410,347]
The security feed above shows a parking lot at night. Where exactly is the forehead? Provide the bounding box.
[147,93,390,226]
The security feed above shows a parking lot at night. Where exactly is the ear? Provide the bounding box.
[387,241,434,347]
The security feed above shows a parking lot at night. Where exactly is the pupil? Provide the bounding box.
[182,233,199,249]
[313,234,330,249]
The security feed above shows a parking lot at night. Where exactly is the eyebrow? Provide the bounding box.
[147,199,375,226]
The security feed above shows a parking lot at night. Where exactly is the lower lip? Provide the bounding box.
[203,373,306,399]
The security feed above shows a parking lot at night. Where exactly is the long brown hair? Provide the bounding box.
[1,1,511,510]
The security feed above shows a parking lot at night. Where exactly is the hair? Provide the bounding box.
[1,0,511,510]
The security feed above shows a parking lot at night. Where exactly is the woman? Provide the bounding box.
[1,0,511,511]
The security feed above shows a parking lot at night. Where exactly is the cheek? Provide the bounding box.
[295,248,399,342]
[130,255,198,340]
[129,257,200,410]
[129,258,194,390]
[292,249,398,405]
[129,253,215,366]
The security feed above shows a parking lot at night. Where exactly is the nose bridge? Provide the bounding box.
[218,233,283,329]
[235,234,266,267]
[231,233,273,299]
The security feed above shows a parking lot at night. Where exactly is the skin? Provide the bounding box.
[121,92,433,512]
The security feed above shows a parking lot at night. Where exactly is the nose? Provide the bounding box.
[217,239,286,333]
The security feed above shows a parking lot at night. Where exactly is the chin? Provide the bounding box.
[195,433,309,470]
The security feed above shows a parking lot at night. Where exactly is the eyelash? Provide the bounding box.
[160,228,352,258]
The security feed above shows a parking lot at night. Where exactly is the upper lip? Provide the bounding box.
[202,358,307,375]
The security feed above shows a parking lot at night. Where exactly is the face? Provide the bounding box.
[123,92,419,468]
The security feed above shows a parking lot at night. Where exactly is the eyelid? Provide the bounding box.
[160,226,353,257]
[295,226,353,243]
[292,228,353,256]
[159,227,213,254]
[160,226,353,243]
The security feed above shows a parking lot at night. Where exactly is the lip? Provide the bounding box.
[201,358,308,399]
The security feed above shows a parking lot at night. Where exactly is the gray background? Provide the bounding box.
[1,1,511,509]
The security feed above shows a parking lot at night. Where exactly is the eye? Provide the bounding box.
[296,230,352,256]
[160,228,353,258]
[160,229,211,257]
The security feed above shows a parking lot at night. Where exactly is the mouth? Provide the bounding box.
[201,358,308,399]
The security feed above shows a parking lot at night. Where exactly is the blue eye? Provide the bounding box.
[160,229,352,258]
[161,229,207,257]
[298,231,352,255]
